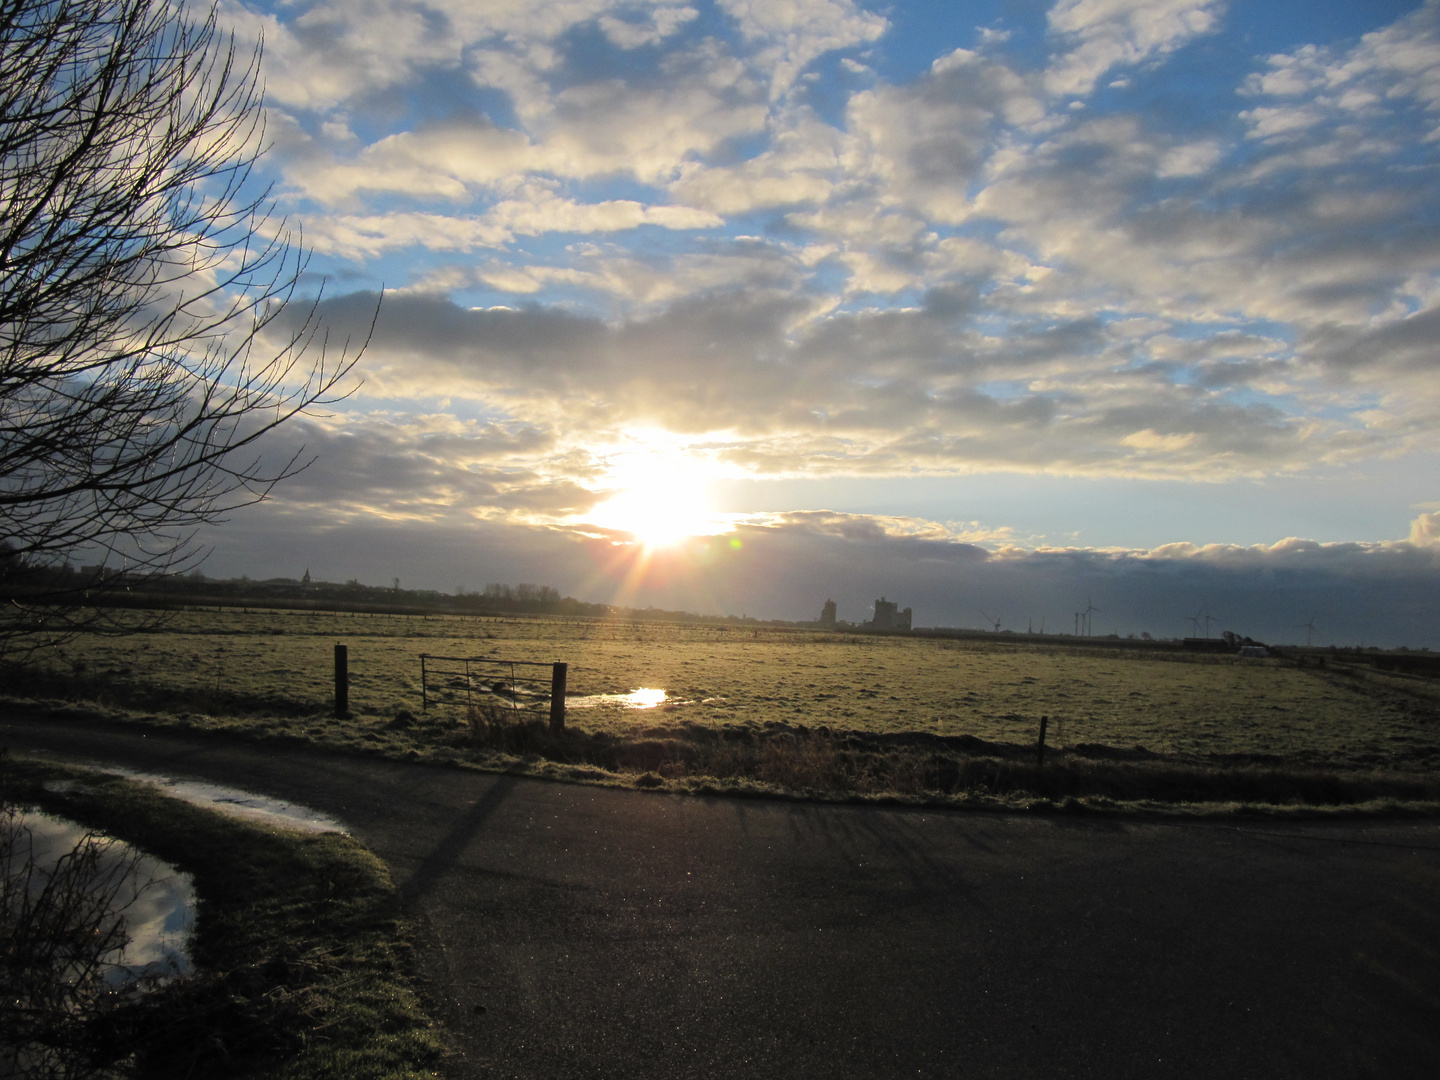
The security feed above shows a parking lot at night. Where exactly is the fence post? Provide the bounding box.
[335,644,349,718]
[1036,714,1048,766]
[420,654,428,711]
[549,662,567,733]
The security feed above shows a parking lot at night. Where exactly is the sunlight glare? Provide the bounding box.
[590,447,725,547]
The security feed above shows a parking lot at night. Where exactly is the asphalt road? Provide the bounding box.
[4,713,1439,1079]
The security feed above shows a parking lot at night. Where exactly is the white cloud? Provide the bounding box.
[1240,2,1440,145]
[717,0,887,99]
[280,290,1390,483]
[218,0,463,111]
[300,213,513,260]
[1411,510,1440,546]
[280,65,767,205]
[836,48,1044,226]
[1045,0,1226,98]
[283,116,535,204]
[1155,140,1222,177]
[537,67,768,184]
[228,0,1440,518]
[299,190,721,261]
[599,5,698,48]
[669,108,841,214]
[489,186,723,237]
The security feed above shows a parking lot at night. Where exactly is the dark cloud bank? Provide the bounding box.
[204,504,1440,649]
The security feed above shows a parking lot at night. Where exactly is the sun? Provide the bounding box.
[589,448,724,548]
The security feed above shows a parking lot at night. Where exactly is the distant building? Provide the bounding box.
[818,598,837,626]
[868,597,912,631]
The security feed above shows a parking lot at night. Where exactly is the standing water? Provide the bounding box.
[3,807,196,985]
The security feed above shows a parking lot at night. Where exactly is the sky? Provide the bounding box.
[195,0,1440,647]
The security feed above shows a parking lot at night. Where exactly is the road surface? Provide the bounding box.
[3,713,1438,1079]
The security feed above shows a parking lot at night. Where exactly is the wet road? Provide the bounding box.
[4,713,1439,1079]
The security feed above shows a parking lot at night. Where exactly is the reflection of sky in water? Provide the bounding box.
[568,687,669,710]
[14,811,194,984]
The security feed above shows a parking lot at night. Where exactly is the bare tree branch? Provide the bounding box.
[0,0,366,650]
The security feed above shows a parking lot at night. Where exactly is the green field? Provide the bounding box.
[16,608,1440,775]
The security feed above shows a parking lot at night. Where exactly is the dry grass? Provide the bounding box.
[439,704,1440,812]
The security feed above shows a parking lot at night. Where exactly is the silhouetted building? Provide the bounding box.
[818,598,837,625]
[869,597,912,631]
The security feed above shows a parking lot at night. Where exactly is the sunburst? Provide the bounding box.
[589,446,726,548]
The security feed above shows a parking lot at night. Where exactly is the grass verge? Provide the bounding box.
[442,704,1440,815]
[1,752,446,1079]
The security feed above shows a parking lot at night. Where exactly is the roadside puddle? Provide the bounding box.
[6,810,195,985]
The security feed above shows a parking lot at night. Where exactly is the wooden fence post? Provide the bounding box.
[1036,714,1048,766]
[549,662,567,733]
[335,644,349,718]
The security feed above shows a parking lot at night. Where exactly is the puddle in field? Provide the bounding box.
[45,773,348,835]
[5,810,195,986]
[567,687,670,710]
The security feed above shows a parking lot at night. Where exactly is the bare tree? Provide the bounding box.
[0,0,363,648]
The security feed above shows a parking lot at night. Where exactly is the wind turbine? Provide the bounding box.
[1083,597,1100,637]
[1199,607,1216,638]
[1186,611,1202,636]
[979,609,1002,632]
[1299,615,1320,647]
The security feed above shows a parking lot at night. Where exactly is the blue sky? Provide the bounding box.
[202,0,1440,645]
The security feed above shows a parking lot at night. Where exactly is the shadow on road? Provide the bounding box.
[399,774,517,905]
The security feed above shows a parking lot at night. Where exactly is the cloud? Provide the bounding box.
[1410,511,1440,546]
[218,0,464,111]
[668,107,842,214]
[246,411,590,525]
[960,94,1440,449]
[717,0,887,99]
[1241,2,1440,143]
[297,213,513,261]
[202,0,1440,633]
[599,5,699,49]
[838,48,1045,224]
[202,496,1440,646]
[1045,0,1226,98]
[532,57,769,184]
[282,114,536,204]
[291,188,722,260]
[283,288,1379,481]
[259,6,770,204]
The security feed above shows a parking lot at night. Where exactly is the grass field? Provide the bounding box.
[7,608,1440,811]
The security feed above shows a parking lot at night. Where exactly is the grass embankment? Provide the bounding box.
[2,753,445,1079]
